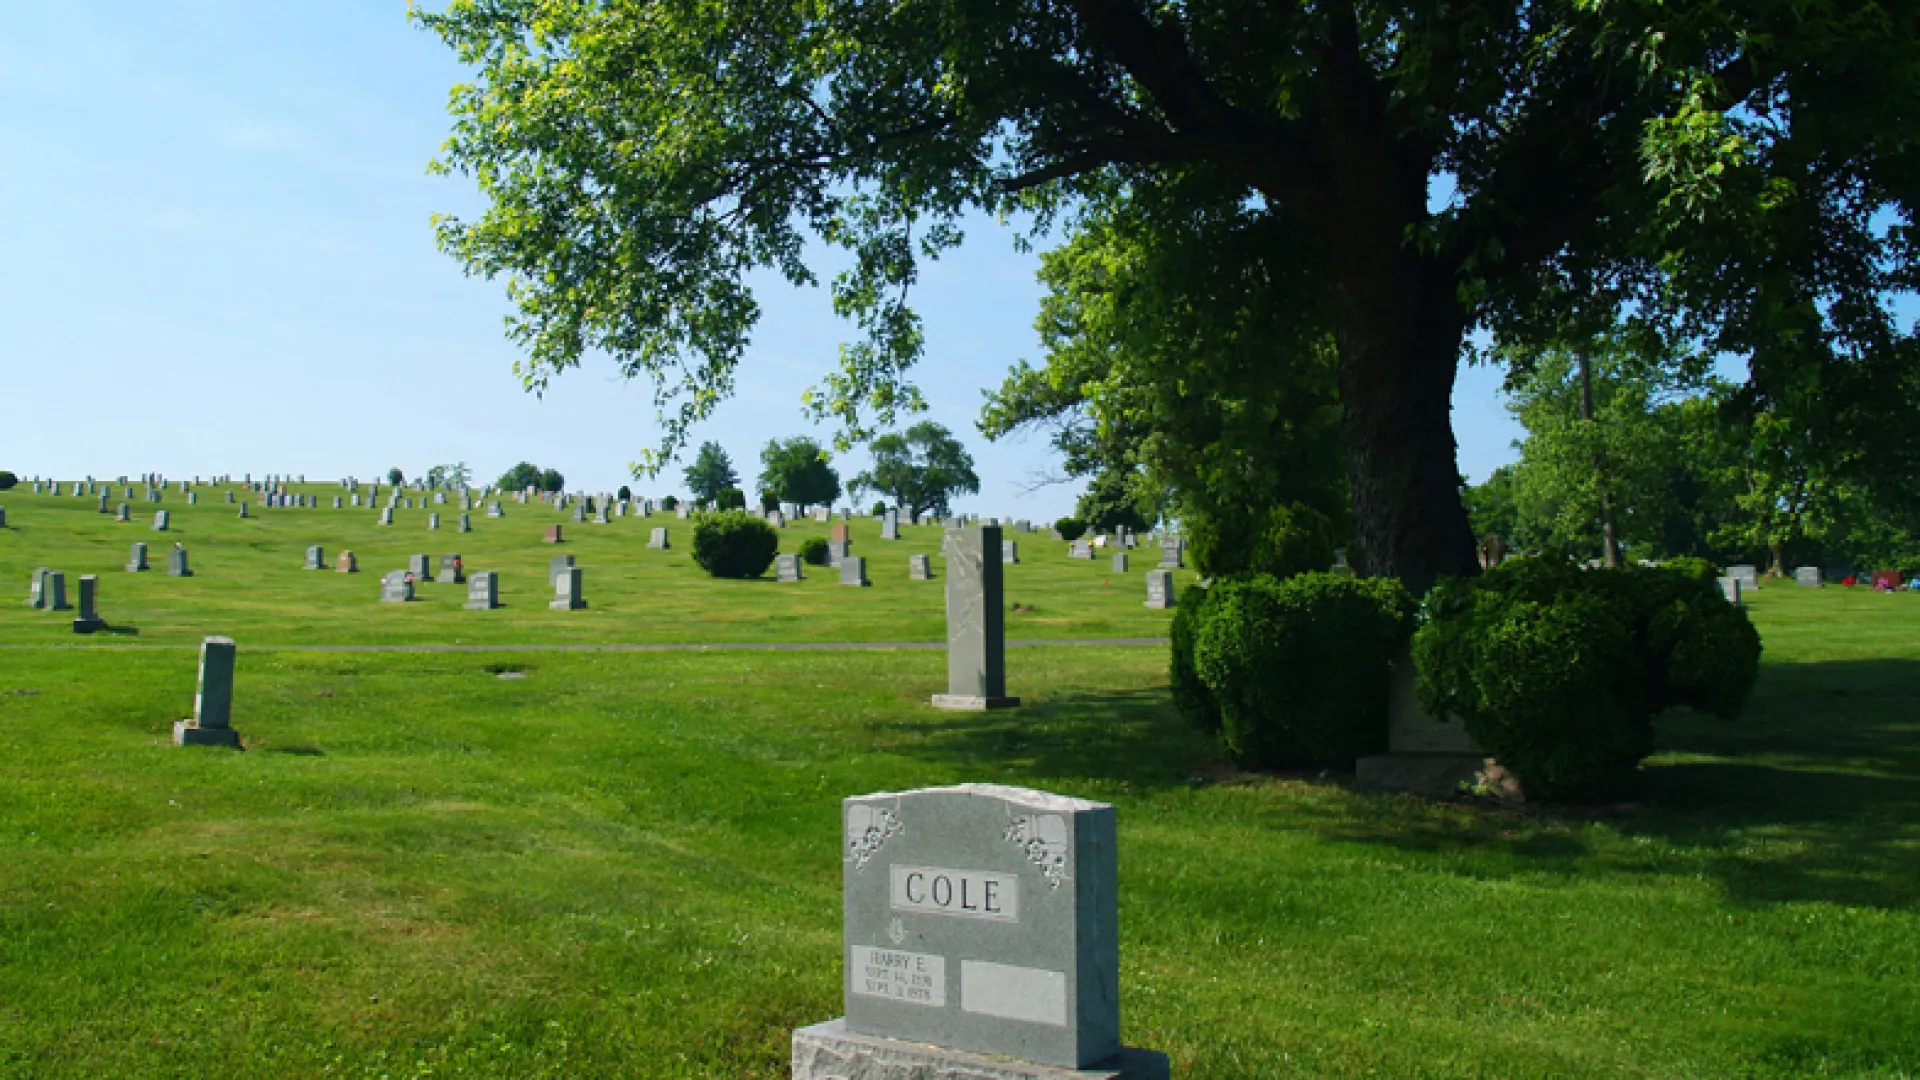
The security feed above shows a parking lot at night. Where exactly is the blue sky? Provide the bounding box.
[0,3,1521,520]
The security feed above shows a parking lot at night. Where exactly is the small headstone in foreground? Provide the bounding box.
[379,508,394,526]
[304,546,325,571]
[173,637,241,748]
[932,526,1017,711]
[72,575,106,633]
[464,571,499,610]
[550,567,586,610]
[909,553,932,581]
[153,510,170,532]
[1157,537,1183,569]
[791,784,1166,1079]
[127,543,149,572]
[776,553,804,582]
[187,492,198,505]
[648,527,669,550]
[380,571,414,604]
[1144,570,1175,609]
[438,554,465,584]
[28,567,49,609]
[882,510,899,540]
[167,546,192,578]
[333,496,343,509]
[840,556,870,588]
[827,539,849,568]
[544,524,563,544]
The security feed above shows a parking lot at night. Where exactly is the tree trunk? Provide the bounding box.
[1330,258,1480,595]
[1577,346,1621,568]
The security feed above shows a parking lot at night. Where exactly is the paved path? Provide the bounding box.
[0,637,1168,653]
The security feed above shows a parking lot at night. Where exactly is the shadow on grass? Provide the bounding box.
[100,625,140,636]
[868,687,1218,792]
[1307,659,1920,910]
[263,745,327,756]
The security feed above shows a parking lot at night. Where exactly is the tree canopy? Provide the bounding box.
[683,442,740,504]
[420,0,1920,590]
[850,421,979,519]
[757,437,841,511]
[496,462,565,493]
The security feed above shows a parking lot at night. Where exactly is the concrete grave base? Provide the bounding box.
[72,616,106,634]
[930,694,1022,711]
[1354,753,1484,797]
[792,1021,1168,1080]
[172,721,241,748]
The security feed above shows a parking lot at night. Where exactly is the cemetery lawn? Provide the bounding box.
[2,586,1917,1078]
[0,485,1181,646]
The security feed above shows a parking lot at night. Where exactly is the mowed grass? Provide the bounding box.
[0,565,1916,1078]
[0,484,1178,645]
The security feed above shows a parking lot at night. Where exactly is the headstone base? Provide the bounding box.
[72,616,106,634]
[930,694,1022,711]
[792,1021,1166,1080]
[1354,753,1483,797]
[172,721,241,748]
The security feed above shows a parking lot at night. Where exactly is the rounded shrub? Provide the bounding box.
[1660,556,1719,584]
[1414,559,1762,800]
[617,485,633,502]
[1190,572,1416,769]
[1054,518,1088,542]
[799,536,831,566]
[661,494,679,510]
[1168,584,1225,734]
[871,500,889,516]
[714,487,747,511]
[0,470,16,490]
[691,510,779,579]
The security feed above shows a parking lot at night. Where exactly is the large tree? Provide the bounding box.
[683,441,740,504]
[758,437,842,511]
[851,421,979,519]
[419,0,1920,591]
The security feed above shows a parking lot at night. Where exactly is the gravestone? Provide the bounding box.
[910,553,933,581]
[771,510,787,528]
[841,556,871,587]
[42,571,71,612]
[334,497,343,509]
[380,571,414,603]
[832,523,851,543]
[791,785,1166,1080]
[457,513,471,533]
[352,495,362,507]
[1355,647,1485,796]
[434,492,446,505]
[429,513,441,531]
[776,553,804,582]
[648,527,669,550]
[545,524,563,544]
[409,554,433,582]
[464,571,499,610]
[1727,564,1760,590]
[0,506,6,528]
[227,491,236,504]
[1157,537,1183,569]
[827,539,849,568]
[438,554,465,584]
[167,546,192,578]
[1111,553,1128,574]
[98,492,110,513]
[1143,570,1175,609]
[72,575,106,633]
[1717,576,1742,605]
[1330,548,1354,576]
[815,507,831,523]
[240,501,253,519]
[488,501,504,518]
[337,551,359,573]
[676,506,689,519]
[304,546,325,571]
[933,526,1017,710]
[116,503,130,522]
[1794,566,1822,588]
[28,567,50,609]
[153,510,170,531]
[1069,540,1093,561]
[1002,540,1019,565]
[549,554,575,584]
[127,543,149,572]
[572,504,585,524]
[551,567,586,610]
[378,508,393,526]
[173,637,242,747]
[882,510,899,540]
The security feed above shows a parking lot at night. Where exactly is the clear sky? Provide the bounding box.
[0,3,1521,519]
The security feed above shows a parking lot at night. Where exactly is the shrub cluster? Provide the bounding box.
[691,511,779,579]
[1413,559,1761,800]
[1173,573,1416,769]
[713,487,747,511]
[1054,518,1088,542]
[661,494,679,510]
[0,471,15,491]
[798,536,831,566]
[871,500,889,517]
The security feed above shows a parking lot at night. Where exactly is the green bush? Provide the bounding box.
[1168,584,1224,734]
[1414,559,1762,800]
[1055,518,1088,542]
[691,511,779,579]
[1660,556,1719,584]
[713,487,747,511]
[0,471,15,491]
[1189,572,1416,769]
[798,536,831,566]
[661,494,678,510]
[618,485,633,502]
[871,500,889,517]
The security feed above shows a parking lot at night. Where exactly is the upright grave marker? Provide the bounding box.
[173,637,241,748]
[933,526,1017,710]
[438,554,464,584]
[840,556,870,587]
[551,567,586,610]
[409,554,433,582]
[153,510,170,531]
[72,575,106,633]
[910,553,933,581]
[464,571,499,609]
[41,571,70,612]
[1112,553,1128,574]
[304,546,325,570]
[1003,540,1019,564]
[1717,576,1742,605]
[337,551,359,573]
[544,524,564,544]
[458,513,471,533]
[28,568,50,609]
[648,527,670,550]
[381,571,414,603]
[116,503,130,522]
[882,510,899,540]
[1794,566,1822,588]
[549,554,575,584]
[791,784,1166,1079]
[1144,570,1175,610]
[167,545,192,577]
[127,543,149,572]
[777,553,804,582]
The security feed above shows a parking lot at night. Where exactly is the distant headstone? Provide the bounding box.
[409,554,433,582]
[551,567,586,610]
[648,527,669,549]
[791,784,1166,1079]
[882,510,899,540]
[815,507,831,523]
[910,553,933,581]
[572,504,585,524]
[337,551,359,574]
[676,506,689,519]
[488,501,503,518]
[776,553,804,582]
[127,542,149,572]
[304,546,325,571]
[42,571,71,612]
[1002,540,1019,565]
[456,513,471,533]
[378,508,393,526]
[227,490,236,504]
[827,539,850,568]
[28,567,49,609]
[545,524,563,544]
[153,510,170,531]
[549,554,575,584]
[1717,576,1742,605]
[116,503,130,522]
[333,496,343,508]
[429,512,441,531]
[1794,566,1822,588]
[380,571,413,604]
[1157,537,1183,569]
[1069,539,1093,560]
[1144,570,1175,609]
[1727,564,1760,589]
[840,555,870,587]
[1111,553,1128,574]
[464,571,499,610]
[167,546,192,578]
[933,526,1017,711]
[438,554,465,584]
[173,637,241,748]
[832,523,851,543]
[1355,646,1485,796]
[72,575,106,633]
[98,492,110,513]
[1330,548,1354,576]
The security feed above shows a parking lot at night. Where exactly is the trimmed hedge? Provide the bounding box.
[1054,518,1088,542]
[1414,559,1761,800]
[691,511,779,579]
[871,501,889,516]
[1177,572,1415,769]
[713,487,747,511]
[0,471,15,491]
[798,536,831,566]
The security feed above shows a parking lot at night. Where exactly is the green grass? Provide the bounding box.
[1,483,1917,1077]
[0,484,1176,645]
